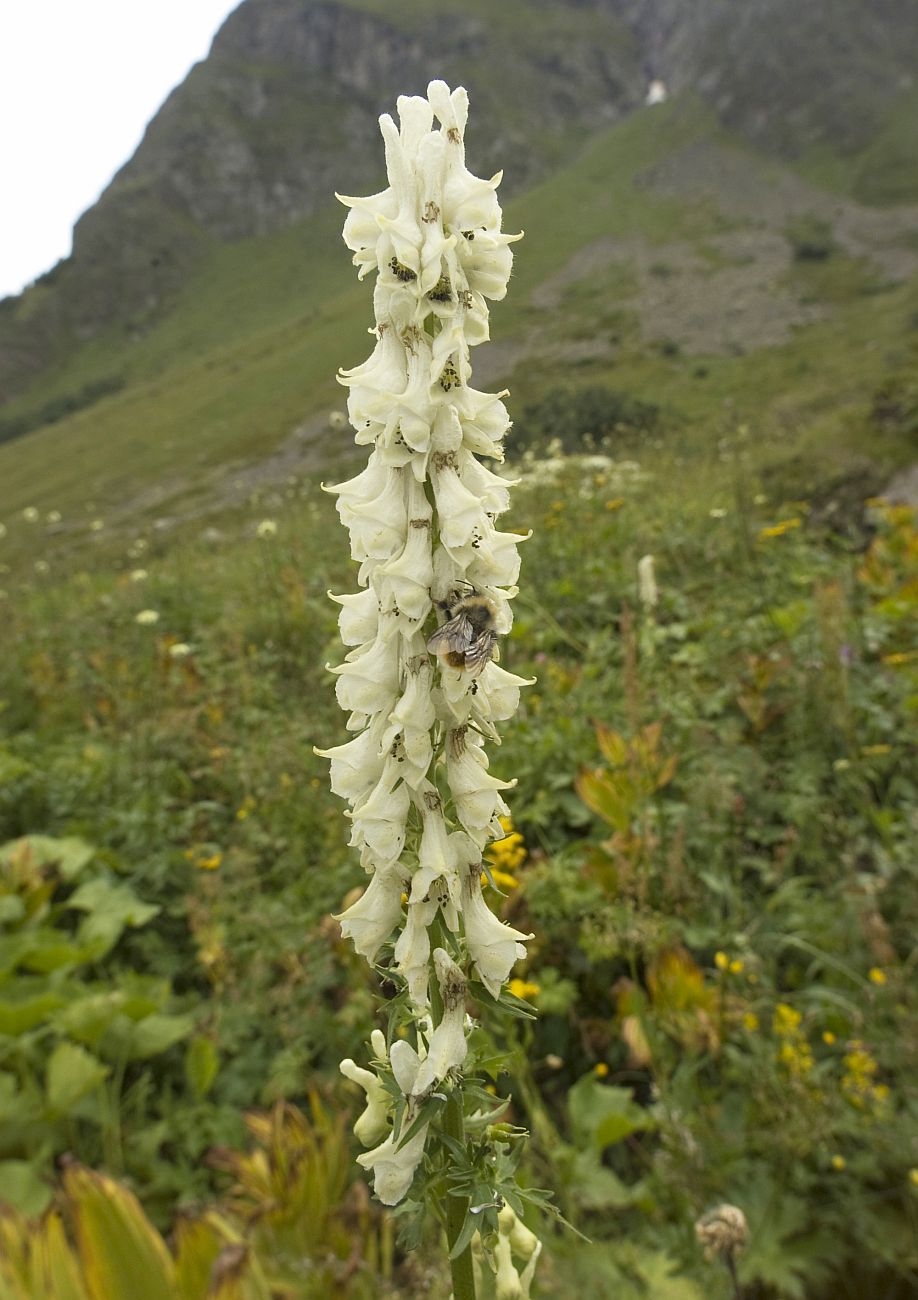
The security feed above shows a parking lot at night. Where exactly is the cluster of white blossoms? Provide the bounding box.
[319,80,533,1209]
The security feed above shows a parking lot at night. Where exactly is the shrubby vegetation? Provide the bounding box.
[511,385,662,457]
[0,450,915,1298]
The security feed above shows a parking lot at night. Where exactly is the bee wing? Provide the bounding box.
[427,612,474,655]
[464,633,497,676]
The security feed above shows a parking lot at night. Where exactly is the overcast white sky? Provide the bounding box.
[0,0,241,300]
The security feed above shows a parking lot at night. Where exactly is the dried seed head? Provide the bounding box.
[695,1204,749,1261]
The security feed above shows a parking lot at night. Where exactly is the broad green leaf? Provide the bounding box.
[19,930,92,974]
[66,1165,176,1300]
[575,769,631,832]
[68,878,159,952]
[0,898,25,927]
[45,1043,109,1115]
[0,1073,41,1126]
[184,1036,219,1100]
[0,1160,52,1216]
[0,990,67,1036]
[29,1213,91,1300]
[173,1216,223,1299]
[1,837,95,882]
[567,1076,654,1154]
[120,1012,195,1061]
[53,991,126,1046]
[570,1150,636,1211]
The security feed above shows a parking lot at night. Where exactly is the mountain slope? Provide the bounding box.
[4,0,918,412]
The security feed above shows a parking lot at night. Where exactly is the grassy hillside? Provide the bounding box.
[2,95,916,583]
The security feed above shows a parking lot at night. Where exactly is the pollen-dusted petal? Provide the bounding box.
[374,519,434,624]
[428,79,469,141]
[474,663,535,724]
[431,460,486,549]
[335,863,405,962]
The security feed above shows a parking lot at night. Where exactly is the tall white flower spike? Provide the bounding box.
[325,81,539,1295]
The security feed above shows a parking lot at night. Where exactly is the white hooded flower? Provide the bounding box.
[340,1029,391,1146]
[335,863,405,962]
[349,757,411,862]
[394,895,437,1007]
[330,628,400,716]
[410,948,469,1096]
[446,727,514,842]
[461,862,532,998]
[356,1111,429,1207]
[356,1032,430,1205]
[314,717,386,802]
[328,587,380,646]
[327,86,533,1228]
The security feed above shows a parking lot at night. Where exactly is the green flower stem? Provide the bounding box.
[444,1088,476,1300]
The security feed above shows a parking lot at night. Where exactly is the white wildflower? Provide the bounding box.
[638,554,658,609]
[323,82,533,1227]
[135,609,160,626]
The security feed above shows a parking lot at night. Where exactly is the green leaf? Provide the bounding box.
[570,1150,637,1211]
[66,1165,176,1300]
[184,1036,219,1100]
[567,1076,654,1154]
[53,992,127,1047]
[46,1043,109,1116]
[0,989,67,1036]
[1,836,95,881]
[447,1208,480,1261]
[67,878,159,952]
[0,896,25,927]
[0,1159,52,1215]
[119,1012,195,1062]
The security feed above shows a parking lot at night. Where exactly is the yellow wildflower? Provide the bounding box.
[482,867,520,892]
[714,951,729,971]
[831,1155,846,1171]
[909,1169,918,1188]
[868,967,887,986]
[594,1062,609,1078]
[196,853,223,872]
[605,497,625,511]
[773,1003,802,1035]
[485,817,527,875]
[508,978,540,1001]
[882,650,916,665]
[758,517,802,541]
[743,1012,759,1032]
[729,959,744,975]
[822,1031,836,1045]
